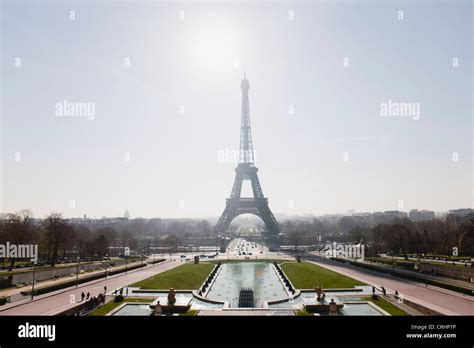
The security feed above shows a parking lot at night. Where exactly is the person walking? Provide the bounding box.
[81,292,85,302]
[104,285,107,294]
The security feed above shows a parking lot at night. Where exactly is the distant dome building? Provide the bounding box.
[123,209,130,220]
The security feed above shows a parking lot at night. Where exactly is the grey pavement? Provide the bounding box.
[0,259,181,315]
[305,257,474,315]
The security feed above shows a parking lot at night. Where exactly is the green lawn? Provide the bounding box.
[280,262,365,289]
[362,296,408,316]
[130,263,214,290]
[294,309,313,316]
[88,298,153,316]
[179,309,199,316]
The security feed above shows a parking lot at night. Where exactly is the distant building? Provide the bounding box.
[361,211,407,226]
[409,209,435,221]
[382,210,407,220]
[124,209,130,220]
[448,208,473,217]
[319,214,343,224]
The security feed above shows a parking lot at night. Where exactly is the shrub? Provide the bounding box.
[114,295,124,303]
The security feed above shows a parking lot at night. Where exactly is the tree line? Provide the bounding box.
[0,211,216,271]
[280,214,474,257]
[0,210,135,270]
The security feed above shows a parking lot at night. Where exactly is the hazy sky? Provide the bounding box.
[1,0,472,219]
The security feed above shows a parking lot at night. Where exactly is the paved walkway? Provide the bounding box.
[383,294,424,315]
[0,260,146,298]
[0,260,182,315]
[305,256,474,315]
[353,259,473,290]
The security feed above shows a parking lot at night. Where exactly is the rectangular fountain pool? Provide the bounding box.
[112,304,153,316]
[206,262,287,307]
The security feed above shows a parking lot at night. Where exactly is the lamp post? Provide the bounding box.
[76,256,80,287]
[423,257,428,287]
[392,253,395,275]
[31,262,37,300]
[105,253,108,279]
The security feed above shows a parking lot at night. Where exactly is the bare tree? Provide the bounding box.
[0,210,37,271]
[42,213,70,267]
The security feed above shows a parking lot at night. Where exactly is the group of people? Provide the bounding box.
[113,287,128,296]
[372,286,387,296]
[84,293,106,309]
[80,286,108,301]
[80,285,108,310]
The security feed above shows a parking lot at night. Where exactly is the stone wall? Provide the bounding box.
[418,263,472,282]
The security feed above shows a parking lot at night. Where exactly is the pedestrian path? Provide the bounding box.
[354,259,473,290]
[0,260,181,315]
[306,258,473,315]
[0,260,146,298]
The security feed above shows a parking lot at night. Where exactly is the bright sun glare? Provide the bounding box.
[190,20,242,71]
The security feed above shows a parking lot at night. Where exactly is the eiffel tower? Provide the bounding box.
[214,74,280,237]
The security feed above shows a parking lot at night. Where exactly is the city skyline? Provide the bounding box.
[1,1,472,219]
[2,207,470,222]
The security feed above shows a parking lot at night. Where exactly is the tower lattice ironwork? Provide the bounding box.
[214,75,280,236]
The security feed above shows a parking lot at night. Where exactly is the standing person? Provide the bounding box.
[381,286,386,296]
[81,292,85,302]
[329,299,338,316]
[86,292,90,300]
[154,301,163,316]
[104,285,107,294]
[372,286,376,295]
